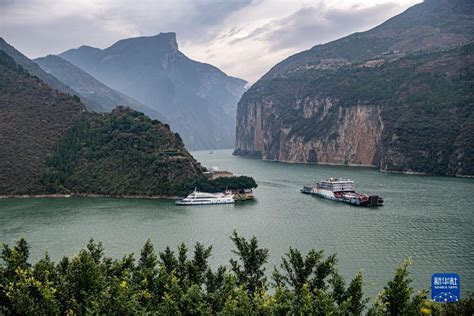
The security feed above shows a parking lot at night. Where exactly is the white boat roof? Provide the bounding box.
[185,190,231,199]
[321,178,354,183]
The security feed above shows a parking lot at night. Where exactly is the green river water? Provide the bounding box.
[1,149,473,298]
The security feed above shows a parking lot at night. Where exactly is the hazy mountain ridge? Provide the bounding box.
[60,32,247,150]
[34,55,167,122]
[0,38,104,112]
[234,0,474,176]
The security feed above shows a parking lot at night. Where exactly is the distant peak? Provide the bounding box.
[154,32,178,51]
[104,32,180,53]
[156,32,176,41]
[77,45,100,51]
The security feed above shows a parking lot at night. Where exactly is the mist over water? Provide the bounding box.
[1,149,473,297]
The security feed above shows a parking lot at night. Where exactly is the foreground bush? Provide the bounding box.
[0,231,472,315]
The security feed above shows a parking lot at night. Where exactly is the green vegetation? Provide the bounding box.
[186,176,258,193]
[40,106,205,197]
[0,50,85,195]
[1,232,472,315]
[39,106,258,197]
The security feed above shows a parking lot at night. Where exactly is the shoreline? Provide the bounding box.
[380,169,474,178]
[0,193,184,200]
[233,153,473,178]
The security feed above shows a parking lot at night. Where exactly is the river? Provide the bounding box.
[1,149,473,298]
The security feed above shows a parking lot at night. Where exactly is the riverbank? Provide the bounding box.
[233,153,473,178]
[0,193,183,200]
[380,168,474,178]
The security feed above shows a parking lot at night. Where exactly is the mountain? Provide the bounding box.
[234,0,474,176]
[0,37,104,112]
[34,55,167,122]
[0,50,86,194]
[60,32,247,150]
[0,51,203,196]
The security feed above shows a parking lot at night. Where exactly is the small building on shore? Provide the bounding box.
[203,166,255,201]
[225,188,254,201]
[204,167,234,180]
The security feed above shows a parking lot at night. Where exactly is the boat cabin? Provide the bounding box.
[317,178,355,192]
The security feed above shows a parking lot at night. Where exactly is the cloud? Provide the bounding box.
[182,0,421,82]
[241,2,403,51]
[0,0,421,83]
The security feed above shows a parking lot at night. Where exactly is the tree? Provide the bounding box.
[72,94,81,102]
[346,271,368,315]
[229,230,269,296]
[1,235,473,315]
[371,259,428,315]
[187,243,212,286]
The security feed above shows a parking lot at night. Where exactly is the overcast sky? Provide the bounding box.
[0,0,421,83]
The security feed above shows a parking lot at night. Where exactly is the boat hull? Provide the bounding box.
[175,199,235,206]
[301,189,383,207]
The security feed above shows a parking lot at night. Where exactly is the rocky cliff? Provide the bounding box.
[60,32,247,150]
[234,0,474,176]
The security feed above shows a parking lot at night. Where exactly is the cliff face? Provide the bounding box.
[236,98,383,166]
[60,33,247,150]
[235,0,474,176]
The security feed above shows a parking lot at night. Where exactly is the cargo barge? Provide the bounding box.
[301,178,383,206]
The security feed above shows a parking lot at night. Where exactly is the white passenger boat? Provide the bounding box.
[175,189,234,205]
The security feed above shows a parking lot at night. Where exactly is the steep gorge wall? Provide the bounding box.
[234,44,474,176]
[235,97,383,166]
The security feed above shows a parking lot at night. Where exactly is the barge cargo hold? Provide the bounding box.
[302,178,383,206]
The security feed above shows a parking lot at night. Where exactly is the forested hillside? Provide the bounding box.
[0,50,85,194]
[41,106,204,197]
